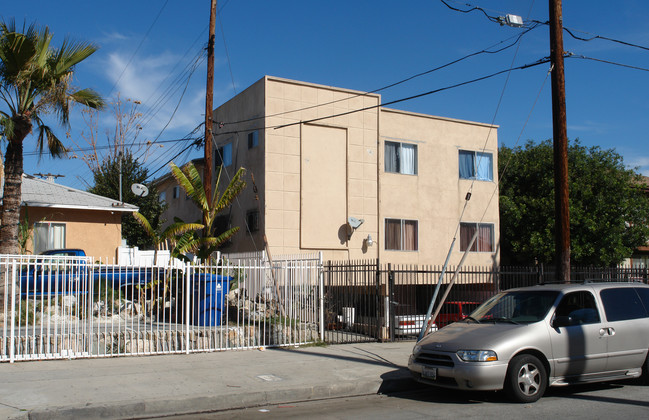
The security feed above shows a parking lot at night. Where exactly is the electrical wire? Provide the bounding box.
[568,53,649,73]
[271,58,551,131]
[219,28,541,128]
[106,0,169,98]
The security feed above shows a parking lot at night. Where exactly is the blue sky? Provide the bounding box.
[3,1,649,191]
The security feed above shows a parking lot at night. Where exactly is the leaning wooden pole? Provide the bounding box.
[203,0,217,226]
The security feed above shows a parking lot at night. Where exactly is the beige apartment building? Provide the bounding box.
[156,76,500,266]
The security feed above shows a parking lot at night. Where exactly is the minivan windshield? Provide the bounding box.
[469,290,560,324]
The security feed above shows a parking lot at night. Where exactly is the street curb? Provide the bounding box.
[20,375,421,419]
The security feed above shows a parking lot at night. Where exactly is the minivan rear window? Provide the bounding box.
[600,288,648,322]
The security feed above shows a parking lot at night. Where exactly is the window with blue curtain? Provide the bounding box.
[385,141,417,175]
[216,142,233,167]
[459,150,492,181]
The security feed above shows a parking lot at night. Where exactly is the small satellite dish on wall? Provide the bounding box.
[131,183,149,197]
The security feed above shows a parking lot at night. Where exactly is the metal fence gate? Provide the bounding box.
[322,261,649,344]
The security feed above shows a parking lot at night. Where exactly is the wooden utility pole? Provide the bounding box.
[204,0,217,214]
[549,0,570,283]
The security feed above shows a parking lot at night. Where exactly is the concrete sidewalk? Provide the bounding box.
[0,341,422,419]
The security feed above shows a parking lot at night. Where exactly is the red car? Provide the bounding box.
[436,301,481,328]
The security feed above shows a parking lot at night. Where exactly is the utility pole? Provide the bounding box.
[204,0,217,218]
[549,0,570,283]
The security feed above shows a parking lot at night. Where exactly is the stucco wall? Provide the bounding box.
[23,207,124,260]
[379,108,500,266]
[263,77,380,260]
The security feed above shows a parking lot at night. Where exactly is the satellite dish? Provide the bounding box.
[348,217,364,229]
[131,183,149,197]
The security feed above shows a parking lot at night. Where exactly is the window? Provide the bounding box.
[600,288,648,322]
[33,222,66,254]
[248,131,259,149]
[555,291,600,325]
[159,191,166,203]
[385,141,417,175]
[385,219,418,251]
[246,209,260,232]
[173,186,180,199]
[459,150,493,181]
[216,142,233,167]
[460,223,494,252]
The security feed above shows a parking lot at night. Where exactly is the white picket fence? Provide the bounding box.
[0,252,322,362]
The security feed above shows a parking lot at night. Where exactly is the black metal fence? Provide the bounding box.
[322,261,648,344]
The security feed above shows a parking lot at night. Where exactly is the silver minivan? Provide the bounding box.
[408,282,649,402]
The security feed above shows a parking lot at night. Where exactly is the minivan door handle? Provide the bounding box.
[600,327,615,336]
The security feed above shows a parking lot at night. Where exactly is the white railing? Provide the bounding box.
[0,252,322,362]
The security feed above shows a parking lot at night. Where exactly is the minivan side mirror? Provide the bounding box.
[552,315,572,328]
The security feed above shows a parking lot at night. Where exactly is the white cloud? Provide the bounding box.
[103,51,206,140]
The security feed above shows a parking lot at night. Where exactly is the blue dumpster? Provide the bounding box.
[191,273,231,326]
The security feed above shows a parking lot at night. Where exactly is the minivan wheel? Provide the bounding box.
[505,354,547,403]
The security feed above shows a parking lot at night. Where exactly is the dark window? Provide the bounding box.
[173,186,180,199]
[555,291,600,325]
[600,288,648,322]
[248,131,259,149]
[635,288,649,314]
[246,209,260,232]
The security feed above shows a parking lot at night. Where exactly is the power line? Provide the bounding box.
[441,0,649,53]
[271,58,551,131]
[568,53,649,72]
[220,27,541,128]
[106,0,169,98]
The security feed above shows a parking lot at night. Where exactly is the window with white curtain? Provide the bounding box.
[460,222,494,252]
[459,150,493,181]
[385,218,418,251]
[33,222,66,254]
[385,141,417,175]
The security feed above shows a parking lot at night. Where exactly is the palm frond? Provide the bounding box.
[36,123,67,158]
[70,88,104,110]
[131,212,156,239]
[162,221,204,240]
[214,167,246,213]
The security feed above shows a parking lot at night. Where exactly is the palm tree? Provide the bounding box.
[0,20,104,254]
[170,162,246,263]
[131,212,203,265]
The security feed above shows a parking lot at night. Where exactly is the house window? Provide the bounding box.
[248,131,259,149]
[159,191,166,203]
[215,214,233,246]
[385,141,417,175]
[385,219,418,251]
[173,186,180,199]
[459,150,493,181]
[246,209,260,232]
[216,142,233,167]
[33,222,66,254]
[460,223,494,252]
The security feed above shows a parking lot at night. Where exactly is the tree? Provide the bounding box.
[89,151,165,249]
[0,20,104,254]
[131,212,202,264]
[499,139,649,266]
[170,162,246,263]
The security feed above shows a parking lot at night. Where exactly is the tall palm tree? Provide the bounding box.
[0,20,104,254]
[170,162,246,263]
